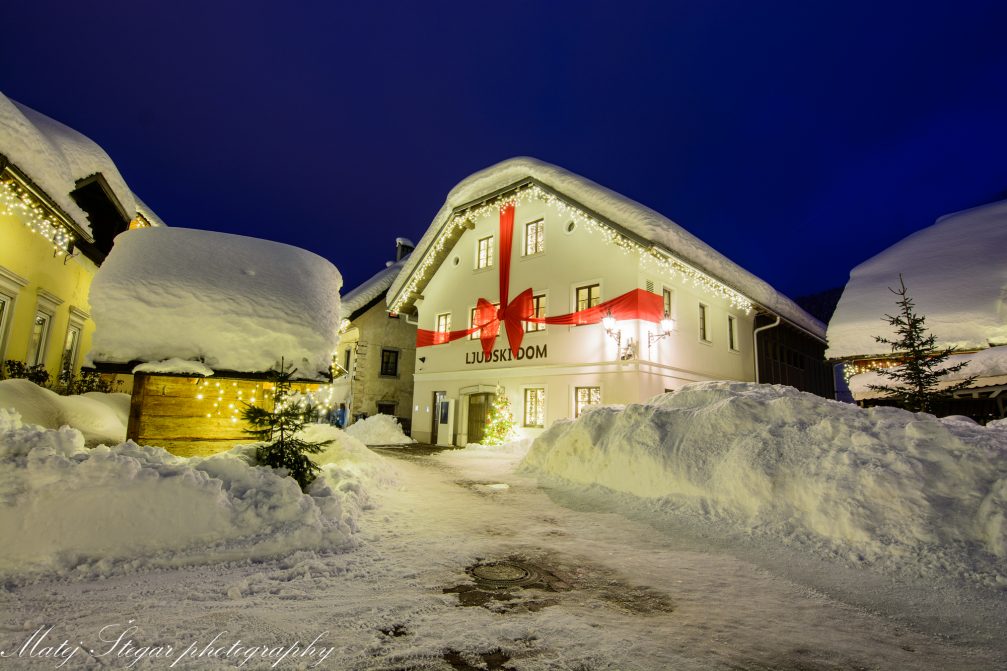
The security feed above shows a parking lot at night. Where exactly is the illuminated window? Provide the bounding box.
[436,313,452,333]
[728,315,739,351]
[662,288,673,318]
[699,303,710,342]
[476,236,494,269]
[575,284,601,312]
[0,294,11,359]
[380,349,399,377]
[523,388,545,428]
[470,303,498,340]
[525,294,546,332]
[575,386,601,417]
[61,324,81,377]
[26,311,51,366]
[524,219,544,255]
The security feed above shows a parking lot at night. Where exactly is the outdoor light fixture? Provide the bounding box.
[648,318,676,347]
[602,313,621,349]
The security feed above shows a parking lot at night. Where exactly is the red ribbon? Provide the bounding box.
[417,204,664,357]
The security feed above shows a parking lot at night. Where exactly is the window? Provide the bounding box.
[699,304,710,342]
[476,236,494,269]
[436,313,452,333]
[470,303,499,339]
[380,349,399,377]
[575,284,601,312]
[0,293,11,359]
[61,324,81,377]
[525,294,546,332]
[575,387,601,417]
[26,311,51,366]
[376,402,396,416]
[523,388,545,427]
[524,219,544,256]
[662,288,673,318]
[728,315,739,351]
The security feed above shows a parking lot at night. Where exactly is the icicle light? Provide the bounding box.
[390,184,754,314]
[0,174,75,255]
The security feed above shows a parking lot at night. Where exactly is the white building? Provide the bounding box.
[387,158,829,445]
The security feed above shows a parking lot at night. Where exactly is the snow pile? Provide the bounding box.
[132,358,215,376]
[0,410,391,579]
[849,345,1007,398]
[345,414,415,445]
[828,199,1007,358]
[389,157,823,338]
[89,227,342,374]
[0,379,128,446]
[522,381,1007,582]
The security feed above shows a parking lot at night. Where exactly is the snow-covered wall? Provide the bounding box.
[89,227,342,375]
[828,200,1007,358]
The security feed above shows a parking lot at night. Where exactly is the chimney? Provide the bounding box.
[395,237,415,261]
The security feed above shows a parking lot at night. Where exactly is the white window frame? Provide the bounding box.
[475,235,494,270]
[574,386,601,417]
[525,292,547,333]
[662,287,674,319]
[699,303,711,343]
[573,281,602,313]
[728,315,740,352]
[26,310,52,367]
[435,312,452,333]
[522,387,546,428]
[523,219,545,256]
[61,306,89,377]
[0,266,29,361]
[469,302,499,340]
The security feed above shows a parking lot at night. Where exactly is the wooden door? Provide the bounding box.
[467,393,492,443]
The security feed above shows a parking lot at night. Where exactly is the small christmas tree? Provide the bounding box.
[242,359,330,490]
[482,385,517,445]
[868,275,976,413]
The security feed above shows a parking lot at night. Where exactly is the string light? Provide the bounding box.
[390,183,754,314]
[0,174,75,254]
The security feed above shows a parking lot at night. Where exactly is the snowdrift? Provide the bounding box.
[522,382,1007,583]
[0,379,129,446]
[345,414,415,445]
[0,411,391,579]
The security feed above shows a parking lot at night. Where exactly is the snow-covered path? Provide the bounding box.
[2,446,1004,670]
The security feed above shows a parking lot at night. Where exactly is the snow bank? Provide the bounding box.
[827,199,1007,358]
[345,414,415,445]
[389,157,824,338]
[0,379,128,446]
[522,382,1007,583]
[0,411,391,579]
[849,345,1007,398]
[89,227,342,375]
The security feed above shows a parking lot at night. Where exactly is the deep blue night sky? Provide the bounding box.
[3,1,1006,301]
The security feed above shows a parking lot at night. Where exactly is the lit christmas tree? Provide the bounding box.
[242,359,330,491]
[482,385,517,445]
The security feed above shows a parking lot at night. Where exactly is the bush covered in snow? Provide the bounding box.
[522,382,1007,584]
[0,411,393,579]
[345,414,415,445]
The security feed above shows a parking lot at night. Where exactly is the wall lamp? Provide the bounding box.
[602,313,621,349]
[648,318,676,347]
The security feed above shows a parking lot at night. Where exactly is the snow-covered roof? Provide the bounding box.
[89,227,342,376]
[341,258,408,319]
[388,157,825,339]
[0,91,165,234]
[848,345,1007,399]
[827,199,1007,359]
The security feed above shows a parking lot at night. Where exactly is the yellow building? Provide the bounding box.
[0,92,164,381]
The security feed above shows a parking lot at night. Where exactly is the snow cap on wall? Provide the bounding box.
[89,228,342,376]
[827,199,1007,359]
[388,157,825,338]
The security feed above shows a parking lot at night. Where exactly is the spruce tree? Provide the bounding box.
[868,275,976,413]
[482,385,517,445]
[242,359,330,490]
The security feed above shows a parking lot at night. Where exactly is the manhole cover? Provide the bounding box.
[468,561,539,588]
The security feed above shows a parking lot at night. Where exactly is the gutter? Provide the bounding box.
[753,314,781,383]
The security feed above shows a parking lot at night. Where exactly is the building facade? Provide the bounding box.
[0,94,162,383]
[388,158,828,446]
[334,239,417,431]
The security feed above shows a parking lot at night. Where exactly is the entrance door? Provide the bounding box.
[431,391,446,444]
[467,393,493,444]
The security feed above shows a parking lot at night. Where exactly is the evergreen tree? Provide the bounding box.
[482,385,517,445]
[868,275,976,413]
[242,359,330,490]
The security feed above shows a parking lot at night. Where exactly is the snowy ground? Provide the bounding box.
[2,437,1005,669]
